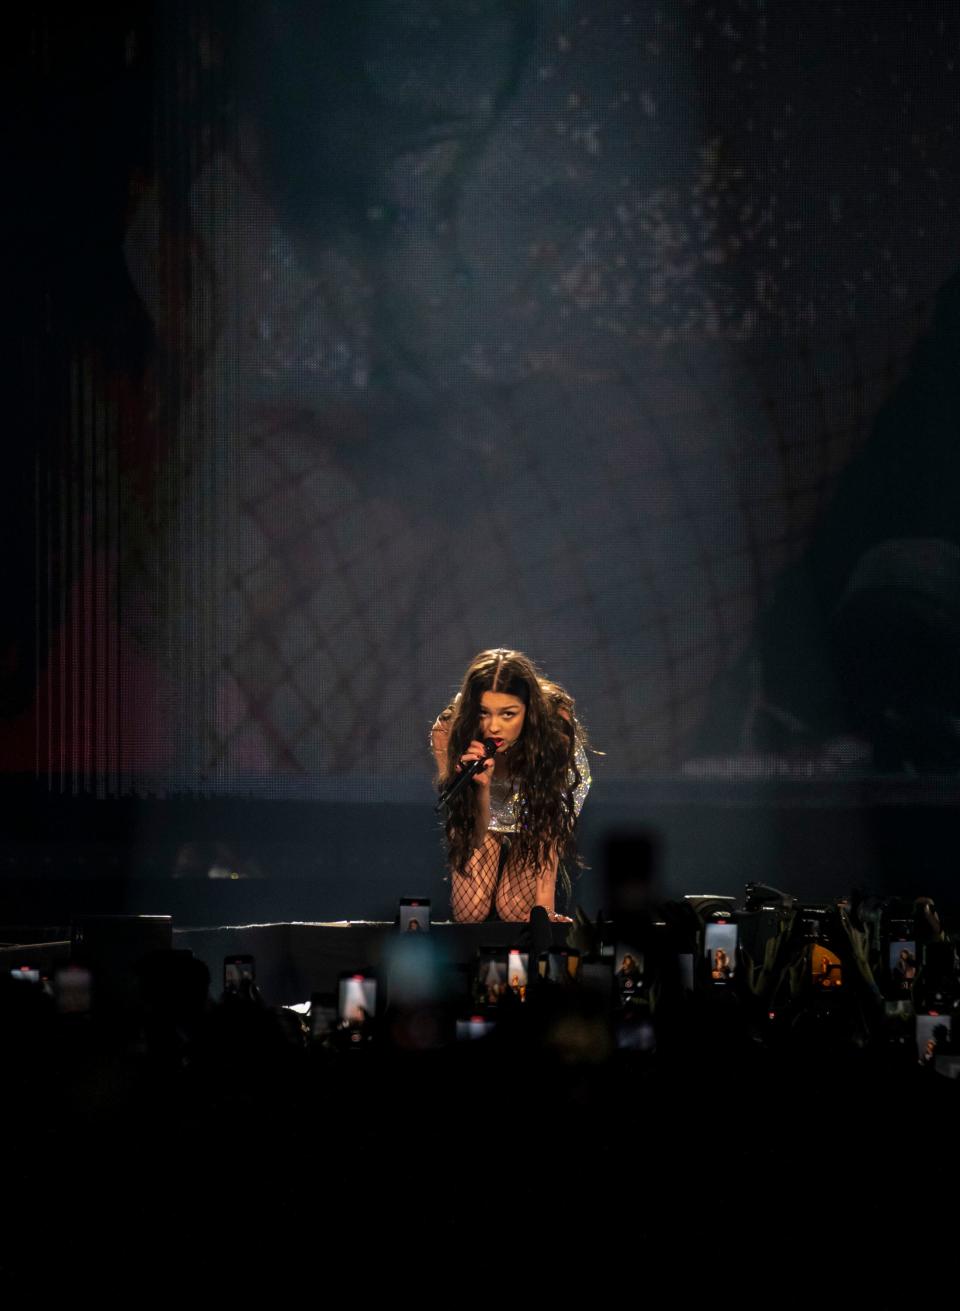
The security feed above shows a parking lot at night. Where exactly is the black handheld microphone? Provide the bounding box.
[434,738,497,813]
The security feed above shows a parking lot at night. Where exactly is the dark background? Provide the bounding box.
[6,1,960,920]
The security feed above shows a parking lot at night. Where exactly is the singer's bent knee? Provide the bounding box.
[451,901,490,924]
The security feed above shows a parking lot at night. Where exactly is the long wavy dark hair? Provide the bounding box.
[438,649,585,878]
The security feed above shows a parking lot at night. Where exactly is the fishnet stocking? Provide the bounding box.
[450,835,556,922]
[450,834,501,923]
[496,852,539,922]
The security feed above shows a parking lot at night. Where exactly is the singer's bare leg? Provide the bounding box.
[450,833,501,922]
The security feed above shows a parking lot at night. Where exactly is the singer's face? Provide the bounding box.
[478,691,526,751]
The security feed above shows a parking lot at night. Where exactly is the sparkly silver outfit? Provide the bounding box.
[487,739,591,834]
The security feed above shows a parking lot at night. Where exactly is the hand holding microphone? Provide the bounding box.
[435,737,497,811]
[458,738,498,788]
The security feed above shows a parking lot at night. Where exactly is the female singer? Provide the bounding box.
[431,649,590,923]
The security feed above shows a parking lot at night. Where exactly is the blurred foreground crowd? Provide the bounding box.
[2,869,958,1293]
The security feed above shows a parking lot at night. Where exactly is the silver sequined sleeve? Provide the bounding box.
[570,737,591,818]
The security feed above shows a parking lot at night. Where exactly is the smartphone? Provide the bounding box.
[704,920,738,983]
[887,938,917,997]
[507,947,529,997]
[811,942,843,990]
[456,1014,495,1041]
[310,991,337,1041]
[799,906,828,942]
[917,1012,951,1064]
[544,946,580,983]
[399,898,430,934]
[338,971,377,1026]
[10,964,41,983]
[477,948,507,1006]
[385,931,440,1008]
[54,964,92,1014]
[224,954,255,994]
[614,944,644,997]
